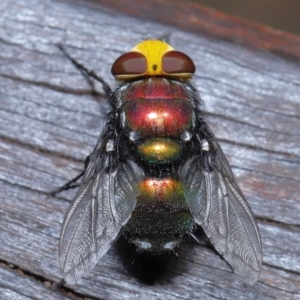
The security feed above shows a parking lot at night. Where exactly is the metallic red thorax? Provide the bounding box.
[122,78,193,138]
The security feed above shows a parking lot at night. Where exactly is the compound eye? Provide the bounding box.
[111,52,147,77]
[162,51,195,75]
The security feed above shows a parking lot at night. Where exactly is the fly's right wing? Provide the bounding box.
[179,131,262,284]
[59,130,144,285]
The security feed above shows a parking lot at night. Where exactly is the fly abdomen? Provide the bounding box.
[124,177,194,252]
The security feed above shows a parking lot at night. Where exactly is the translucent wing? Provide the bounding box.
[179,133,262,284]
[59,134,144,284]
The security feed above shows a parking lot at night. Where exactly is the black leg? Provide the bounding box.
[50,170,84,197]
[52,46,112,197]
[161,32,172,43]
[57,44,112,98]
[50,279,65,292]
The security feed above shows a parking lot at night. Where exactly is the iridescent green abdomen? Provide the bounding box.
[124,178,194,251]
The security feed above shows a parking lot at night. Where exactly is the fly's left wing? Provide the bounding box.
[179,128,262,284]
[59,131,144,284]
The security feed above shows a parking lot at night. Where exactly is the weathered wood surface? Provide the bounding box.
[0,0,300,299]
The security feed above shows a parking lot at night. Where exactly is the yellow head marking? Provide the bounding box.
[132,40,174,76]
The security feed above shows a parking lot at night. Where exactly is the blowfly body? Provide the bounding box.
[58,40,262,285]
[119,77,196,252]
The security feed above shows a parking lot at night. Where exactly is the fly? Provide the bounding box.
[54,40,262,285]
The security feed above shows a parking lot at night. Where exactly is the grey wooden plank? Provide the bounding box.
[0,0,299,299]
[0,77,105,160]
[0,263,79,300]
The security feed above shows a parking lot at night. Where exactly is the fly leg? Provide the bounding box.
[51,45,111,197]
[50,153,91,196]
[57,44,112,99]
[50,279,65,293]
[161,32,172,44]
[50,170,84,197]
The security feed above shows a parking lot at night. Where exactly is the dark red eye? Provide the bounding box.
[111,52,147,77]
[162,51,195,74]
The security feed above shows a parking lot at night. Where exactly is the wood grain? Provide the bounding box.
[0,0,299,299]
[79,0,300,60]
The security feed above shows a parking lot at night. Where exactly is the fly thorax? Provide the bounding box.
[122,98,193,139]
[121,98,194,164]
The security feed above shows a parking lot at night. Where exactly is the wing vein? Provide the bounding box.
[225,179,261,266]
[204,172,212,222]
